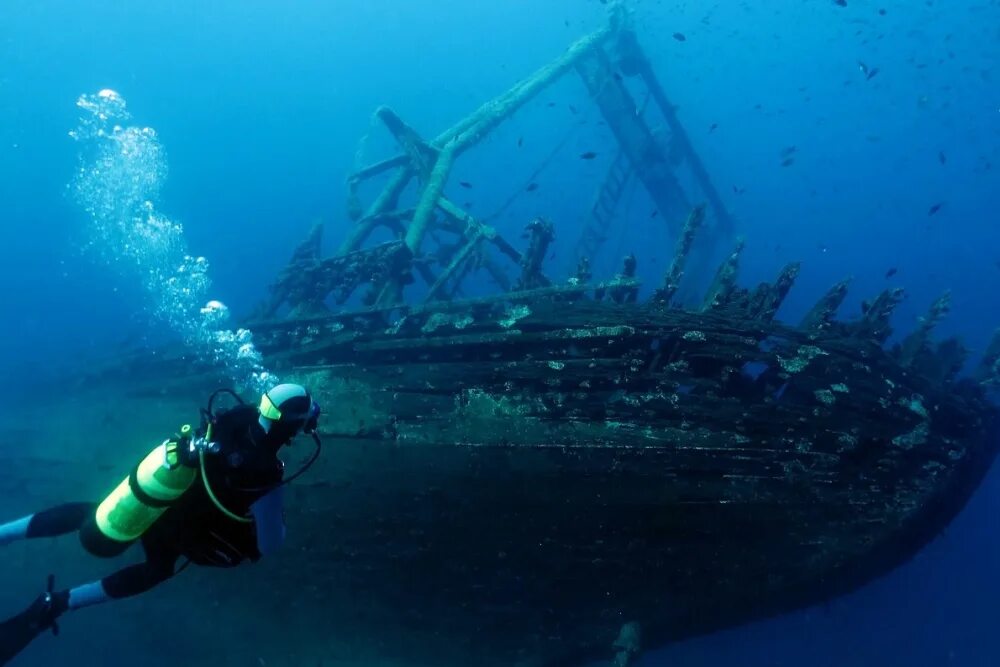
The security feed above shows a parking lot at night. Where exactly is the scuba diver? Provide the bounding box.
[0,382,321,665]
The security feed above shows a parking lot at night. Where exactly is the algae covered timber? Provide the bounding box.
[76,5,1000,667]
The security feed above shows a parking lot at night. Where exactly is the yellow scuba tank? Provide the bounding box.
[80,425,198,558]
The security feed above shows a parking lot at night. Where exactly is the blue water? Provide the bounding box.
[1,0,998,665]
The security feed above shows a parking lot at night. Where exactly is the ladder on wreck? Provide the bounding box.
[573,150,634,265]
[571,28,734,268]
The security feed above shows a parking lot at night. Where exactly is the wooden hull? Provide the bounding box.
[199,299,1000,666]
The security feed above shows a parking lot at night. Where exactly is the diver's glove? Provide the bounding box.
[25,575,68,635]
[0,576,68,665]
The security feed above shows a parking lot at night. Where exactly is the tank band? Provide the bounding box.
[128,470,174,509]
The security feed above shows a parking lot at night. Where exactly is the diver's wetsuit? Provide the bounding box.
[15,403,285,602]
[1,383,317,666]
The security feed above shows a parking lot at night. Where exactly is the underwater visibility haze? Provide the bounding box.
[1,0,999,666]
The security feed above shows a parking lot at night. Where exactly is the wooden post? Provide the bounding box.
[975,329,1000,386]
[751,262,801,321]
[856,288,906,343]
[702,239,744,310]
[654,204,705,306]
[800,279,851,331]
[898,292,951,366]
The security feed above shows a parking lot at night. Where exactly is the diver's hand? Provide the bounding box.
[28,575,67,636]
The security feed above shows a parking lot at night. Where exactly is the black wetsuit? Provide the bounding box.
[24,404,284,601]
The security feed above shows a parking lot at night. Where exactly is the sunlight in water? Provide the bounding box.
[69,89,274,393]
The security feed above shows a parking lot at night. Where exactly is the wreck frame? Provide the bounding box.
[256,4,735,321]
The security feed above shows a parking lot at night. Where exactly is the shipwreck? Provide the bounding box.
[88,6,1000,667]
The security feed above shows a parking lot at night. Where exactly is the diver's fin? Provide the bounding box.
[0,576,66,666]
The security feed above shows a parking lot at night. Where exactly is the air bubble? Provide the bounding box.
[70,90,274,393]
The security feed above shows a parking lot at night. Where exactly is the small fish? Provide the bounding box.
[526,183,539,192]
[517,136,523,148]
[833,0,847,6]
[546,102,556,108]
[613,72,623,82]
[858,61,880,80]
[650,209,659,218]
[781,157,795,167]
[878,8,886,15]
[709,122,718,132]
[459,181,473,189]
[564,19,570,27]
[884,267,898,278]
[568,104,578,114]
[938,150,946,164]
[732,185,746,195]
[673,32,687,42]
[928,202,944,215]
[579,151,598,160]
[780,145,797,157]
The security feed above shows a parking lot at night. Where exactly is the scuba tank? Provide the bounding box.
[79,425,198,558]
